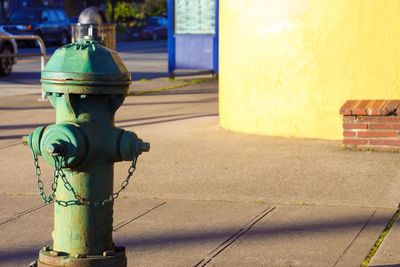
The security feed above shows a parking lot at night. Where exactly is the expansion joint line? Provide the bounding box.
[194,207,276,267]
[361,207,400,267]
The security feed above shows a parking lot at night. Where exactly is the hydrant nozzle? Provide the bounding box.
[140,142,151,153]
[22,135,28,146]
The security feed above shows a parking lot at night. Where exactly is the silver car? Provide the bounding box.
[0,27,17,76]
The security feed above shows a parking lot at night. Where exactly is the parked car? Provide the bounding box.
[2,7,70,45]
[131,16,168,41]
[0,27,17,76]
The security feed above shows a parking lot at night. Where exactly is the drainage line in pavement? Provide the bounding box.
[194,207,276,267]
[360,207,400,267]
[333,210,376,267]
[113,201,167,231]
[0,141,21,150]
[0,203,47,226]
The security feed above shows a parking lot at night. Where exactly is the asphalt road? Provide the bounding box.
[0,40,168,97]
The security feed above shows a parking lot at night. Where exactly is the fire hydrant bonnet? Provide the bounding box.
[41,40,131,95]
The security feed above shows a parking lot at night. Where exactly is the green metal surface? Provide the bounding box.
[41,40,131,95]
[38,247,127,267]
[28,126,46,156]
[25,39,149,267]
[40,123,86,168]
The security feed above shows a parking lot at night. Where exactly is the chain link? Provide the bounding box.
[31,149,138,207]
[32,151,59,204]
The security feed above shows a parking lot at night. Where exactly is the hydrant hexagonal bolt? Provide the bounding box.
[25,20,149,267]
[46,143,64,156]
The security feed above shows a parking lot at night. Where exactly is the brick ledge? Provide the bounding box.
[339,100,400,116]
[340,100,400,152]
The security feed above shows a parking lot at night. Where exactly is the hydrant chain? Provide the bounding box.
[32,151,59,204]
[32,151,140,207]
[52,156,139,207]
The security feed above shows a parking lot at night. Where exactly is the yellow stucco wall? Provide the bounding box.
[219,0,400,140]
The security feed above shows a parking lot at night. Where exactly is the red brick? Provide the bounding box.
[382,100,400,115]
[357,116,400,122]
[343,131,356,137]
[366,100,386,115]
[369,123,400,130]
[343,123,368,129]
[370,139,400,146]
[339,100,359,115]
[357,131,398,138]
[353,100,371,115]
[343,139,368,145]
[343,116,357,123]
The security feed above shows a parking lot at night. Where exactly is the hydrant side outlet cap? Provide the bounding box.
[41,41,131,94]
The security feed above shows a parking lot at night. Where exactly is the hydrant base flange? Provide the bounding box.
[37,248,126,267]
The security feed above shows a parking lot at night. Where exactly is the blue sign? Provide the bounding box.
[168,0,219,77]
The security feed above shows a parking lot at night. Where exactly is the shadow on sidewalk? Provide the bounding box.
[0,113,218,141]
[123,97,217,106]
[0,212,393,265]
[117,113,218,128]
[0,71,40,85]
[0,106,51,111]
[0,123,49,130]
[142,88,218,96]
[114,213,390,251]
[0,134,25,140]
[117,113,189,124]
[132,72,167,81]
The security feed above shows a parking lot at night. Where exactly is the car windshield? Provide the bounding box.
[10,10,41,22]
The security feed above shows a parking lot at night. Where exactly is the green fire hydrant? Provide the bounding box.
[24,24,149,267]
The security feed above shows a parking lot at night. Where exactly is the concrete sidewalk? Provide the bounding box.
[1,80,400,266]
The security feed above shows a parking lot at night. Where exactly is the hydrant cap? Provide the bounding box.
[78,6,107,25]
[41,41,131,95]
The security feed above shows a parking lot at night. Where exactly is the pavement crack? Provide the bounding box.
[113,201,167,231]
[194,206,276,267]
[0,141,20,150]
[333,210,377,267]
[0,203,48,226]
